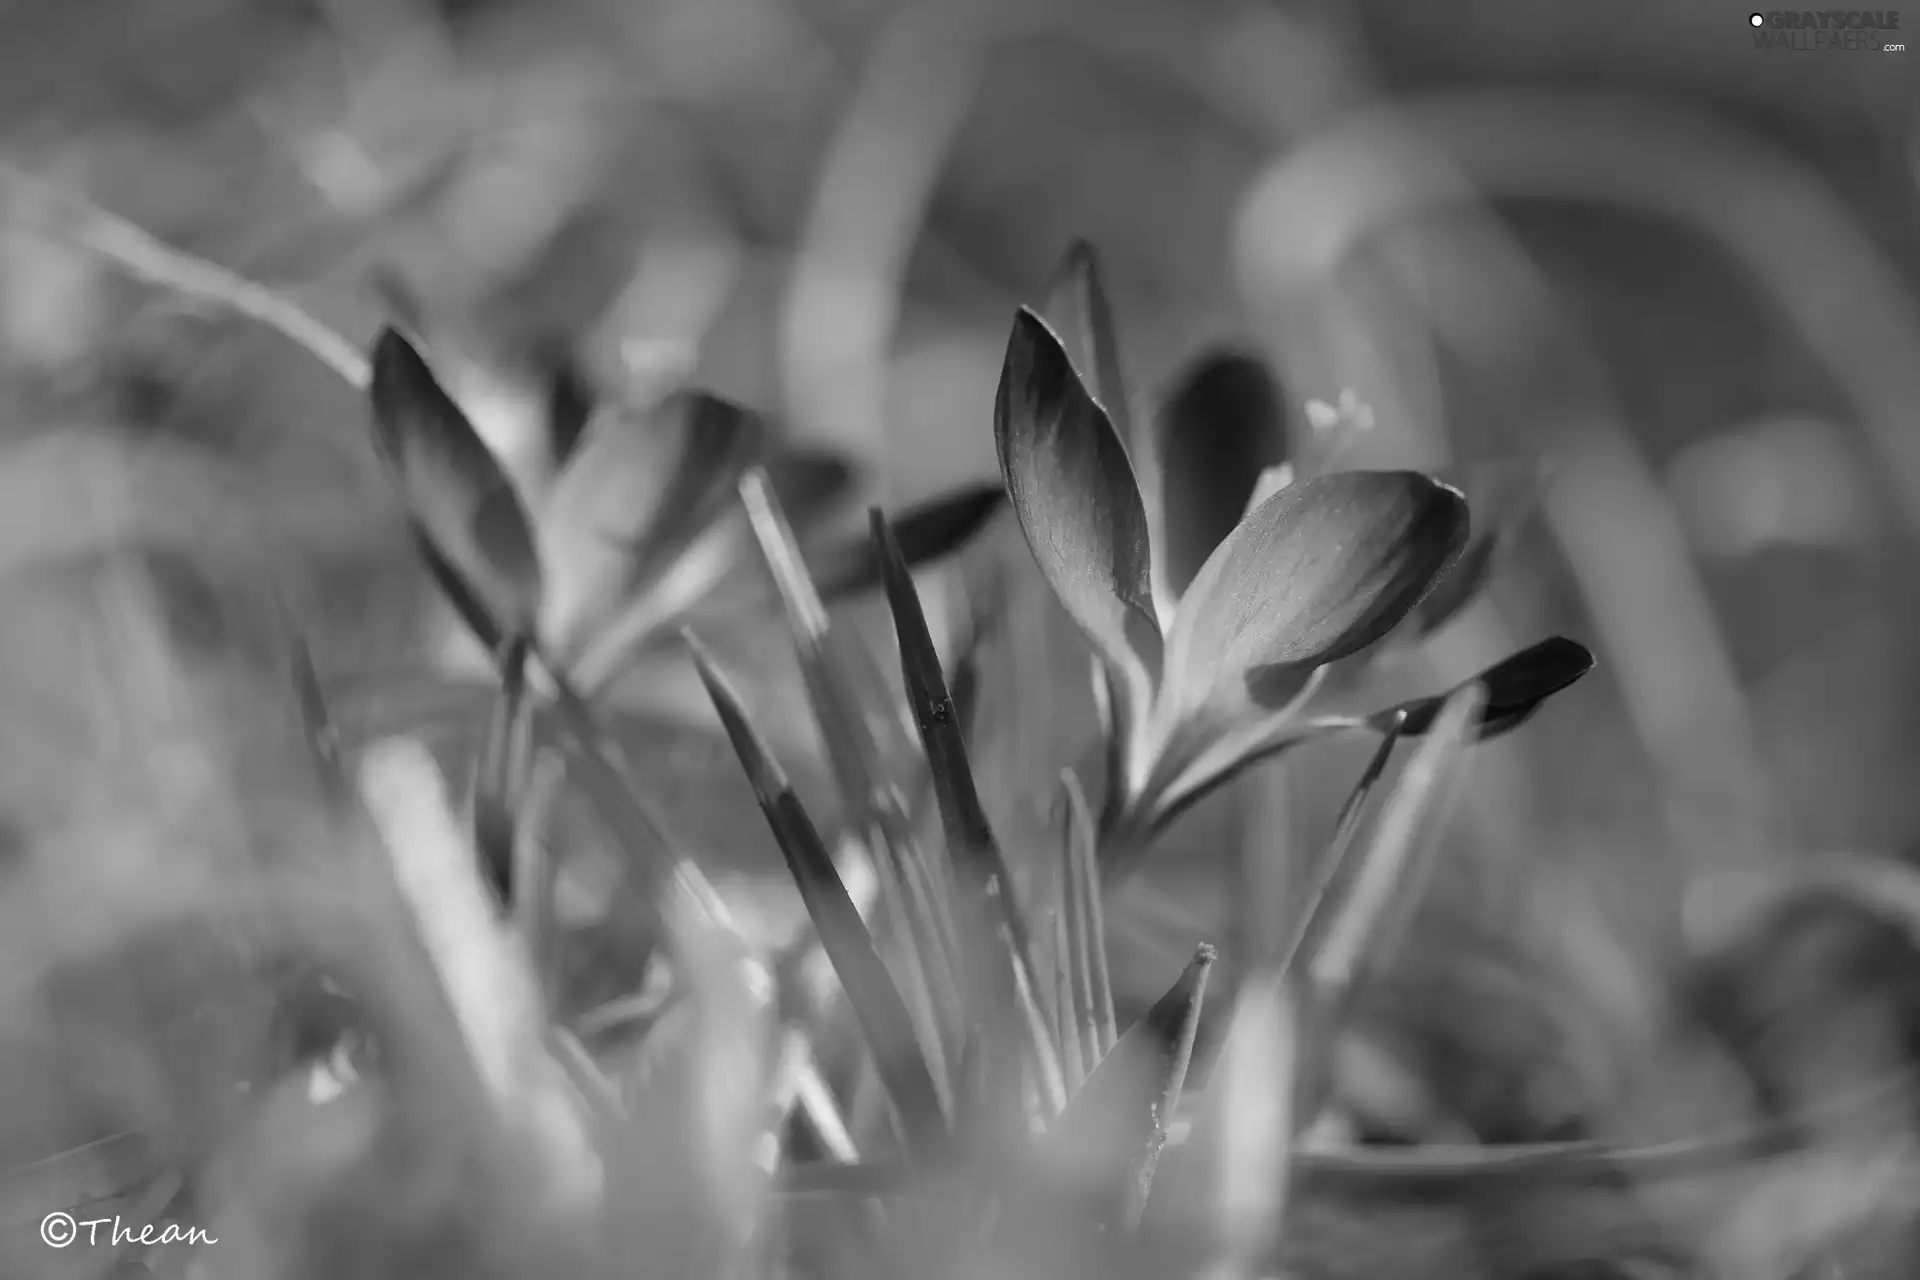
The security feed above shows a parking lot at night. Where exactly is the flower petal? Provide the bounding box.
[994,307,1161,683]
[1161,470,1468,720]
[1154,348,1289,600]
[538,389,765,661]
[368,329,543,640]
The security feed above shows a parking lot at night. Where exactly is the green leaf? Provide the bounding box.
[1154,348,1288,600]
[1041,239,1134,458]
[688,635,950,1163]
[1042,943,1214,1231]
[994,307,1161,691]
[1160,470,1469,723]
[538,389,764,662]
[369,329,544,638]
[1370,637,1593,740]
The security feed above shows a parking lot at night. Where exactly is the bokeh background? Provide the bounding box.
[1,0,1919,1275]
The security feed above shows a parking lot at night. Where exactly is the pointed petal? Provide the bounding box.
[538,390,765,660]
[369,329,543,640]
[995,306,1161,692]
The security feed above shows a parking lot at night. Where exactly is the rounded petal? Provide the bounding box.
[1162,470,1469,719]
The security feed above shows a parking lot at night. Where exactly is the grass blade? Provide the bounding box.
[789,1034,862,1167]
[530,662,741,950]
[1306,683,1486,1039]
[1042,944,1214,1231]
[1277,711,1406,978]
[1057,787,1098,1082]
[688,635,949,1163]
[1145,708,1352,843]
[512,750,568,1001]
[471,634,531,905]
[1057,771,1117,1076]
[286,627,346,801]
[411,520,507,654]
[950,1020,1024,1197]
[547,1025,627,1129]
[356,737,603,1222]
[872,507,1069,1118]
[1068,774,1117,1057]
[1206,969,1300,1280]
[1049,895,1085,1088]
[739,468,965,1089]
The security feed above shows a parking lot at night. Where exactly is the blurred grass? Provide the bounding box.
[1,0,1920,1276]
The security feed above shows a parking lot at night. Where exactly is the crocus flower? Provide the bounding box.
[998,246,1593,855]
[359,326,1002,724]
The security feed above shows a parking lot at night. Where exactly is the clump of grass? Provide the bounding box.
[7,178,1917,1280]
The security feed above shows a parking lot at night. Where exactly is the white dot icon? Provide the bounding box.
[1749,12,1764,25]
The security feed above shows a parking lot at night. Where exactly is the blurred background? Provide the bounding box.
[1,0,1919,1274]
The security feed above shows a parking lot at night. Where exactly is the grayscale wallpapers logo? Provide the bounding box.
[1749,10,1905,50]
